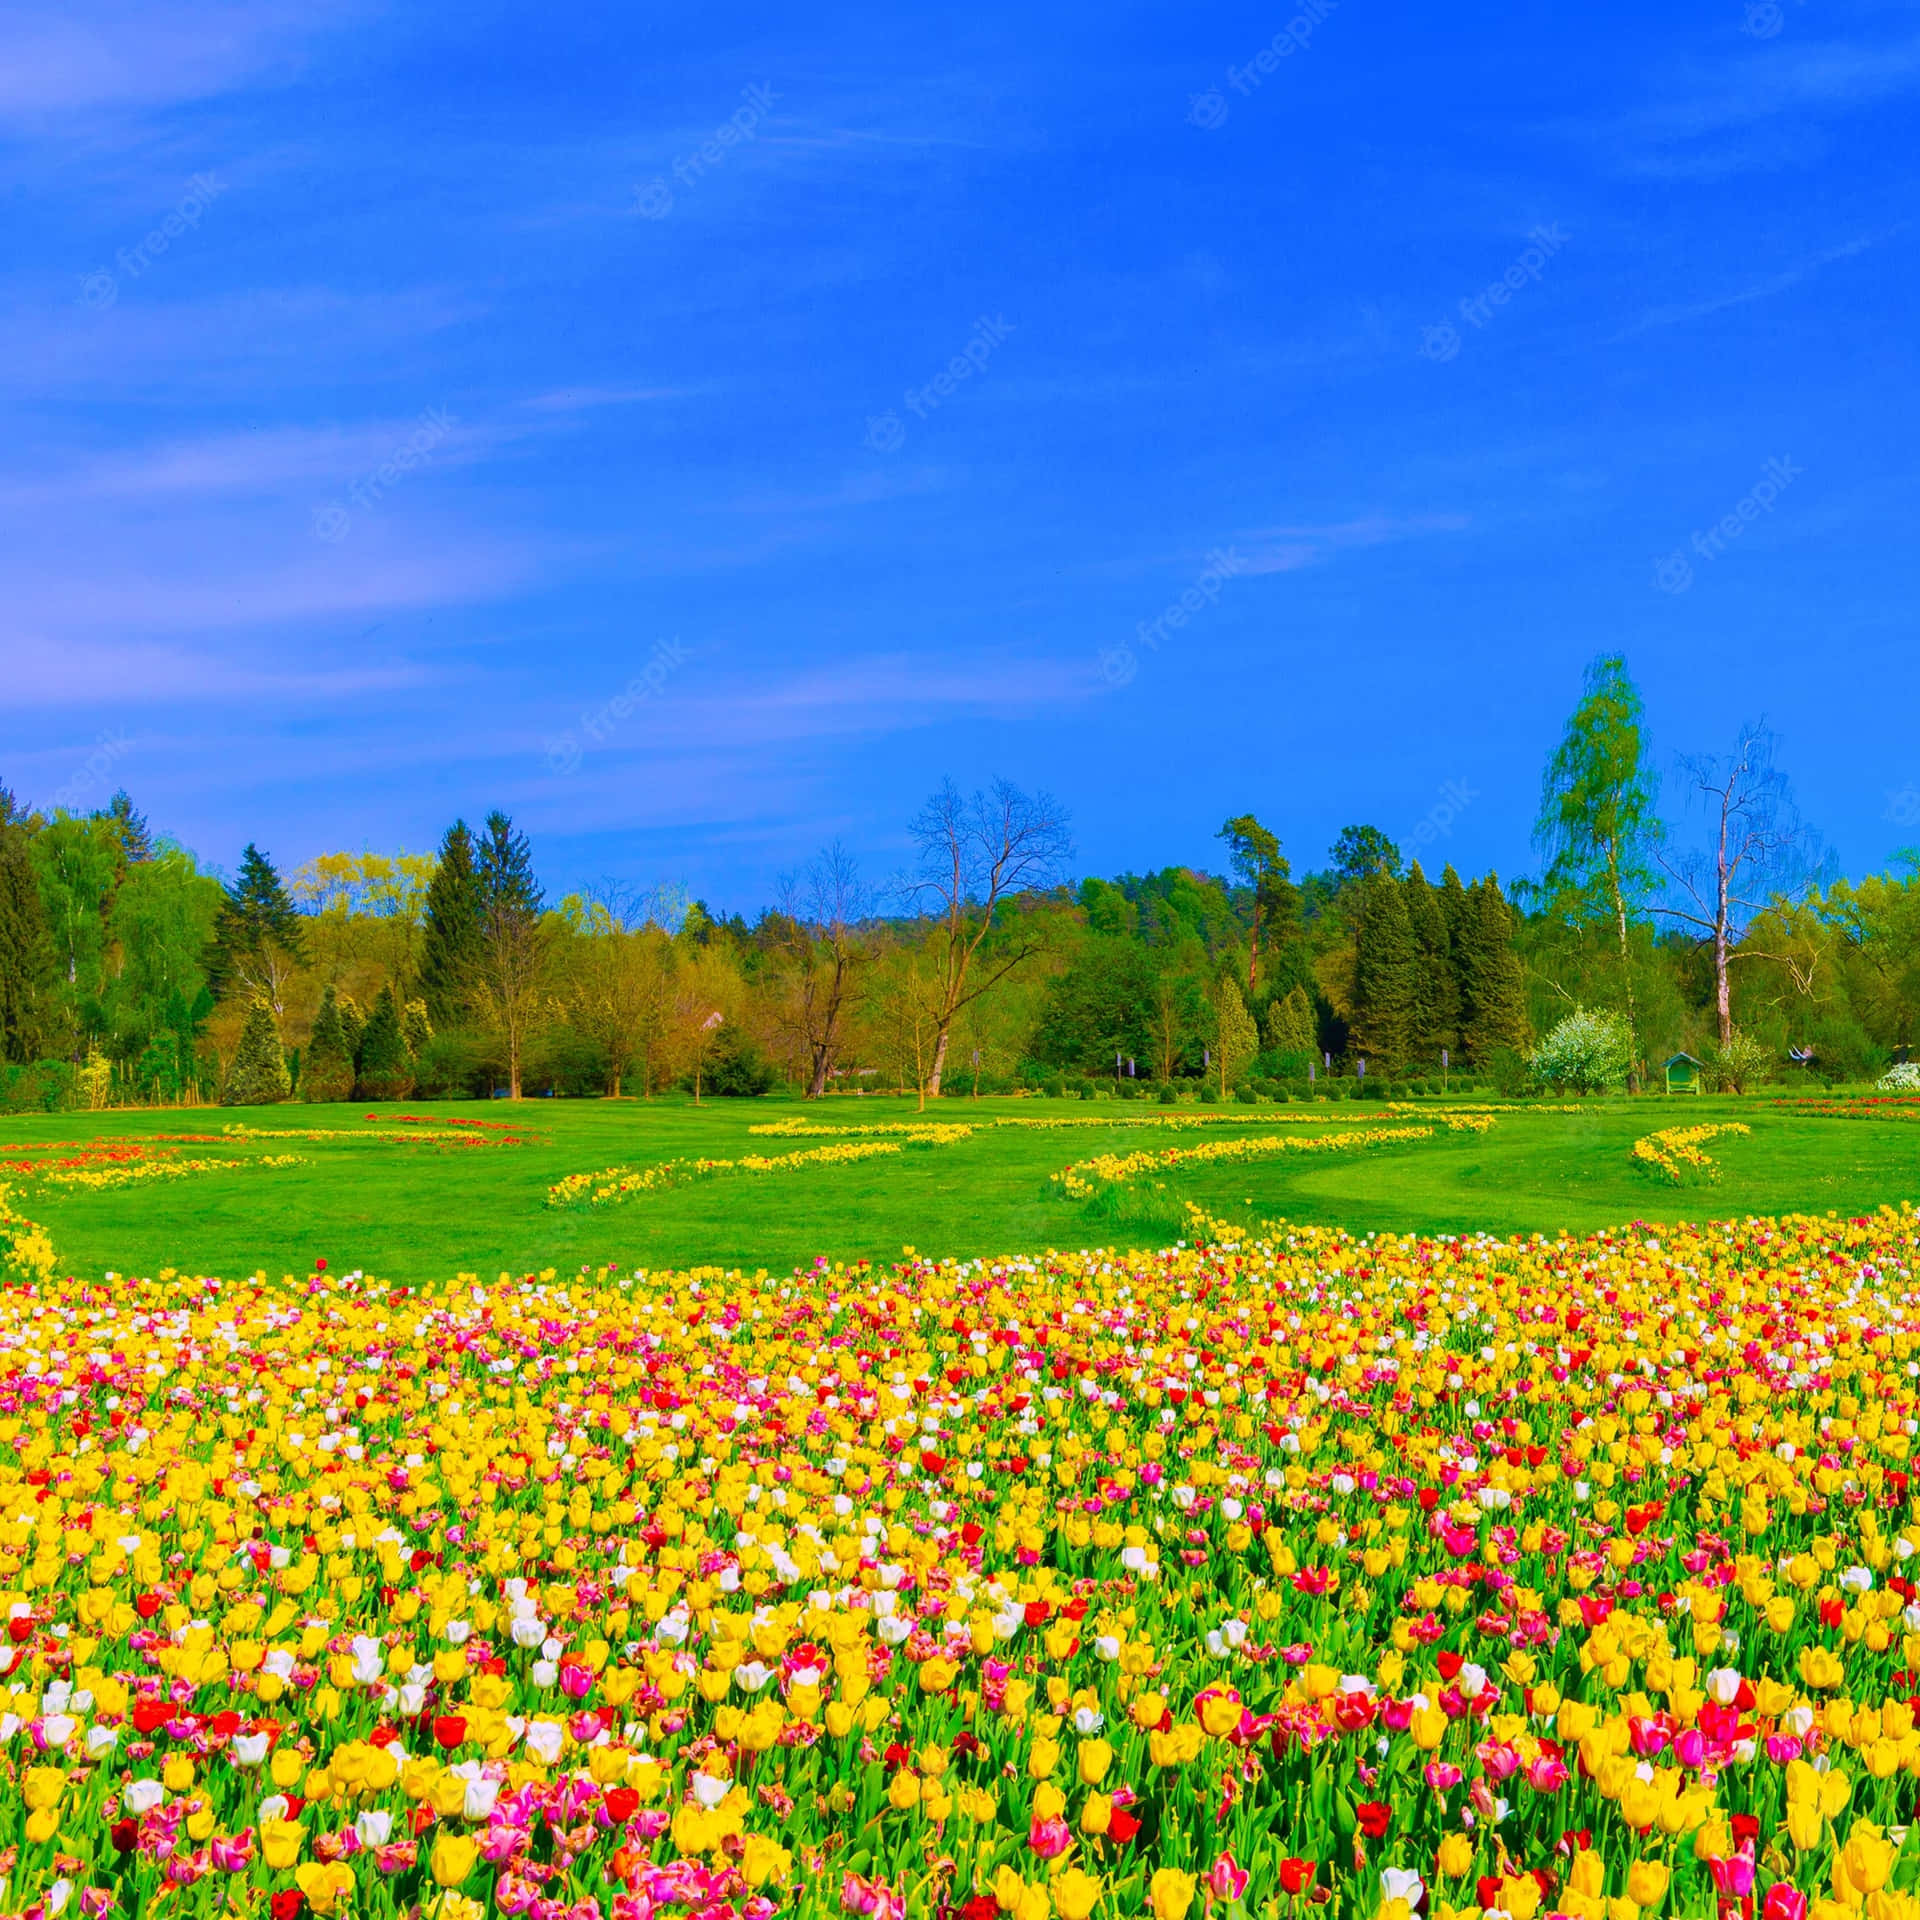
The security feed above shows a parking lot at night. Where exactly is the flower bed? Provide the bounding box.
[2,1208,1920,1916]
[1629,1125,1752,1185]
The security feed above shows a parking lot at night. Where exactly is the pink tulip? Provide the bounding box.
[1709,1857,1756,1899]
[1762,1887,1807,1920]
[1208,1852,1250,1901]
[1029,1817,1073,1860]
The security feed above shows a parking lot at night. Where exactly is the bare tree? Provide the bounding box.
[1656,723,1826,1045]
[770,843,879,1098]
[557,891,676,1096]
[904,778,1072,1097]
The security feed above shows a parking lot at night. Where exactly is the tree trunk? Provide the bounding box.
[807,1045,830,1099]
[1609,851,1640,1091]
[926,1024,950,1099]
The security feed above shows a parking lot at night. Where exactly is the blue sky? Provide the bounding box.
[5,0,1918,909]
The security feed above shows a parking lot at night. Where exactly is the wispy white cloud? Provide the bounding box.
[1235,513,1471,574]
[1605,231,1890,340]
[0,1,362,123]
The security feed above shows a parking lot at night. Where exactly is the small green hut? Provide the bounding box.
[1663,1052,1704,1095]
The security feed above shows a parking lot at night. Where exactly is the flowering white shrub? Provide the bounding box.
[1529,1006,1633,1093]
[1878,1061,1920,1092]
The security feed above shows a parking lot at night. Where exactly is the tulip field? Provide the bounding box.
[1,1098,1919,1918]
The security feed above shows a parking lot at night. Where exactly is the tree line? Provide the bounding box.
[0,660,1912,1106]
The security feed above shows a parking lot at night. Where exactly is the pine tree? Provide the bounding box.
[1458,875,1531,1061]
[1404,862,1459,1066]
[223,999,291,1106]
[354,987,416,1102]
[303,984,354,1102]
[106,791,154,863]
[419,820,484,1029]
[473,811,548,1099]
[207,844,305,1011]
[0,803,56,1064]
[1349,872,1419,1068]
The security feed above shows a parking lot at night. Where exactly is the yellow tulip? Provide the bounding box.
[431,1831,480,1888]
[1077,1738,1113,1784]
[888,1769,923,1812]
[1054,1869,1103,1920]
[260,1818,305,1870]
[1437,1833,1474,1879]
[1625,1862,1669,1909]
[1150,1869,1197,1920]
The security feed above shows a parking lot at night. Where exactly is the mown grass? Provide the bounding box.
[2,1091,1914,1281]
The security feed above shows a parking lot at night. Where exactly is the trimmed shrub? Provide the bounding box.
[224,1001,291,1106]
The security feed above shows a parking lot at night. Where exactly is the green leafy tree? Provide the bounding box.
[223,999,291,1106]
[303,985,355,1102]
[0,788,57,1063]
[1349,873,1418,1067]
[354,988,416,1102]
[106,843,220,1071]
[1534,654,1662,1077]
[419,821,483,1028]
[207,844,306,1013]
[30,813,125,1022]
[403,999,433,1057]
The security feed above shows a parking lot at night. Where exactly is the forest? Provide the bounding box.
[1,658,1913,1106]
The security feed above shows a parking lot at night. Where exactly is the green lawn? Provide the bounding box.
[3,1092,1915,1280]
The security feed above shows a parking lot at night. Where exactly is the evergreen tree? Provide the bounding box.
[223,999,291,1106]
[1458,874,1531,1061]
[1212,976,1259,1095]
[354,987,416,1102]
[106,791,154,863]
[402,998,433,1057]
[303,984,355,1102]
[419,820,484,1028]
[473,810,548,1099]
[336,993,366,1067]
[0,802,56,1064]
[1404,862,1459,1065]
[1349,872,1419,1067]
[1263,983,1317,1063]
[207,844,305,1011]
[1331,825,1404,886]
